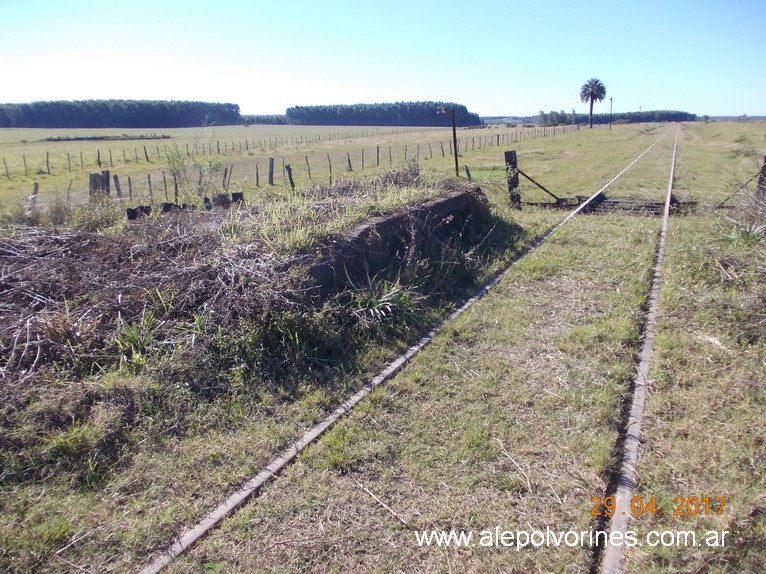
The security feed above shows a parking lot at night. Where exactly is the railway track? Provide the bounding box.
[598,129,679,574]
[139,128,680,574]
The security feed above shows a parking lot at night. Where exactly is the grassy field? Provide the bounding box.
[0,121,764,573]
[0,123,579,210]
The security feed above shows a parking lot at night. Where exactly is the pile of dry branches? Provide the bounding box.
[0,210,296,388]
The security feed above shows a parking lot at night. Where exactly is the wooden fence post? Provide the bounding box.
[101,170,110,195]
[113,174,122,198]
[162,172,168,200]
[327,154,333,184]
[305,156,312,179]
[285,164,295,190]
[23,155,28,177]
[89,172,101,198]
[2,157,8,179]
[347,152,352,171]
[46,152,50,174]
[756,154,766,200]
[504,150,521,209]
[268,157,275,186]
[147,174,153,202]
[128,175,133,201]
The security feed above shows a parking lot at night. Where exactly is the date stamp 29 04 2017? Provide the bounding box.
[591,495,727,518]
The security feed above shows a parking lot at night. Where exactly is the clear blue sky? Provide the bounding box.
[1,0,763,117]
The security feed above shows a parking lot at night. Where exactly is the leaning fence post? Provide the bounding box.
[113,174,122,198]
[285,164,295,190]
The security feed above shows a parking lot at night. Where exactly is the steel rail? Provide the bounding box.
[600,127,680,574]
[138,132,670,574]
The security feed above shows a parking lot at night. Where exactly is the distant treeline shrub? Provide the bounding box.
[285,101,484,127]
[241,114,289,125]
[0,100,241,128]
[537,109,697,126]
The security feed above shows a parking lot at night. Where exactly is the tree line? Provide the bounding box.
[0,100,485,128]
[0,100,241,128]
[537,109,697,126]
[284,102,484,126]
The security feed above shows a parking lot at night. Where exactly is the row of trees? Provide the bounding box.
[284,101,484,126]
[0,100,483,128]
[538,109,698,126]
[0,100,242,128]
[241,114,289,125]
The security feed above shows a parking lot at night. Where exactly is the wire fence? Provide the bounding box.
[4,124,583,210]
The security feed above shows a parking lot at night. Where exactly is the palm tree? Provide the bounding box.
[580,78,607,129]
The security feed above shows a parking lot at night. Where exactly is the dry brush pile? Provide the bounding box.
[0,166,518,487]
